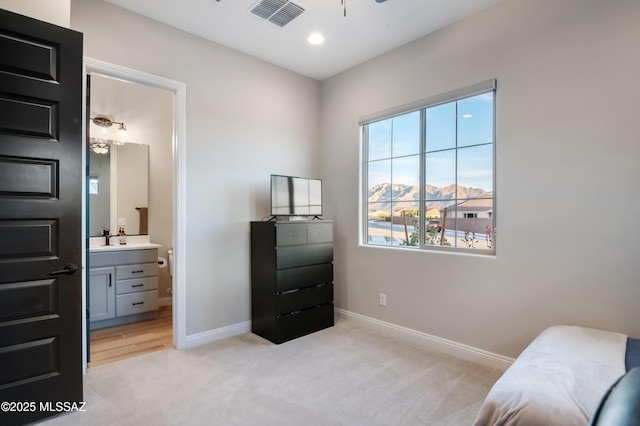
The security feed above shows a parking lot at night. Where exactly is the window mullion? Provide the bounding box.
[419,109,426,248]
[453,101,459,248]
[363,124,369,245]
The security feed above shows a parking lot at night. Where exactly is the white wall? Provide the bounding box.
[71,0,321,336]
[0,0,70,27]
[320,0,640,357]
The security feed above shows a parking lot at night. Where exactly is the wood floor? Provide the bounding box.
[89,305,173,367]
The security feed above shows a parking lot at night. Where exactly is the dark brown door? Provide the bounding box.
[0,9,83,426]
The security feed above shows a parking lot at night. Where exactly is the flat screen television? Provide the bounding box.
[270,174,322,217]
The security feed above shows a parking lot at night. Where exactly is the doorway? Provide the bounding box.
[84,58,187,369]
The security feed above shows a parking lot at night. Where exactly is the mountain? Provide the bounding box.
[368,183,491,213]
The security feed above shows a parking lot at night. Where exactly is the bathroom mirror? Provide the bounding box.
[89,142,149,236]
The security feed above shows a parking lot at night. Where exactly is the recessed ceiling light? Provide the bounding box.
[463,114,473,118]
[307,33,324,45]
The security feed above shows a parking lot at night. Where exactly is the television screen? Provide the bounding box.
[270,174,322,216]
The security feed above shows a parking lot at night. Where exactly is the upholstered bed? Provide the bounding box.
[473,325,640,426]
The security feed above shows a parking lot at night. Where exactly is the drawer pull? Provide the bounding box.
[132,302,144,306]
[132,284,144,288]
[131,270,144,274]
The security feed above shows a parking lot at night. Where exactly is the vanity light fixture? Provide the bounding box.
[90,116,128,153]
[90,141,109,155]
[91,116,127,135]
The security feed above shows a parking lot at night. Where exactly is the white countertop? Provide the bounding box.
[89,242,161,252]
[89,235,161,252]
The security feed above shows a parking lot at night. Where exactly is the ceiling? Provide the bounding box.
[104,0,503,81]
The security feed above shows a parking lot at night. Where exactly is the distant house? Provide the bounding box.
[440,196,492,235]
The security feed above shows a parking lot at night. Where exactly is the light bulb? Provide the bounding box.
[307,33,324,45]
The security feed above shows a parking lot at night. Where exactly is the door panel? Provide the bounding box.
[0,156,58,198]
[0,9,83,426]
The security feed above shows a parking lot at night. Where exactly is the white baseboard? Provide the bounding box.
[336,308,514,371]
[184,320,251,349]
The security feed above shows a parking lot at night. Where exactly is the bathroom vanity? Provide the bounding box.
[89,241,160,330]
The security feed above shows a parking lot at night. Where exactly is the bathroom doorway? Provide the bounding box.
[84,59,186,367]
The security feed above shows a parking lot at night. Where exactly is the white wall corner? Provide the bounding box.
[184,321,251,349]
[335,308,514,372]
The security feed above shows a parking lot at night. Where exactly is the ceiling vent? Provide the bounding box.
[249,0,305,28]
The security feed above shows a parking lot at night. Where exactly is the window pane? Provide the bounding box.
[457,144,493,192]
[424,202,452,247]
[458,92,494,147]
[368,159,391,201]
[393,201,420,247]
[426,102,455,152]
[368,120,392,161]
[367,202,392,246]
[392,155,419,199]
[89,177,99,195]
[455,197,493,250]
[392,111,420,157]
[425,150,455,199]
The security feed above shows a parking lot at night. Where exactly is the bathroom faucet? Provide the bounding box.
[103,229,111,246]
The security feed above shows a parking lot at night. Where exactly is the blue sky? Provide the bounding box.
[367,92,494,194]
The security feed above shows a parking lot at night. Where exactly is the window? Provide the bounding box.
[89,176,99,194]
[362,81,495,254]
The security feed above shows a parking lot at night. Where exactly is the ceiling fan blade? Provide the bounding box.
[375,0,387,3]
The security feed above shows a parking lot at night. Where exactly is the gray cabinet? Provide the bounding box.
[89,267,115,322]
[250,220,334,344]
[89,248,158,330]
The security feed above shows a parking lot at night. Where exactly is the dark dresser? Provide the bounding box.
[250,220,334,344]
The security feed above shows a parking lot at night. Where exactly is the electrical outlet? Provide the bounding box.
[379,293,386,306]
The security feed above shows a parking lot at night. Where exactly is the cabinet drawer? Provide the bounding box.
[307,222,332,244]
[276,263,333,293]
[116,263,158,280]
[276,284,333,315]
[276,243,333,269]
[116,290,158,316]
[276,303,334,344]
[116,276,158,295]
[90,249,158,268]
[276,223,307,246]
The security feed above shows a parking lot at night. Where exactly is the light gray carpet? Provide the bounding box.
[39,318,501,425]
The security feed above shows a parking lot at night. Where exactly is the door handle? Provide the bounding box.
[51,263,79,276]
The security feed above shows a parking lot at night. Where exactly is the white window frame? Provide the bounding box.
[360,79,496,255]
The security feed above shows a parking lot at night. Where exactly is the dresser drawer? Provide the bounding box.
[275,303,334,343]
[276,284,333,315]
[116,276,158,295]
[276,243,333,269]
[276,263,333,293]
[116,263,158,280]
[307,222,332,244]
[276,223,307,246]
[116,290,158,316]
